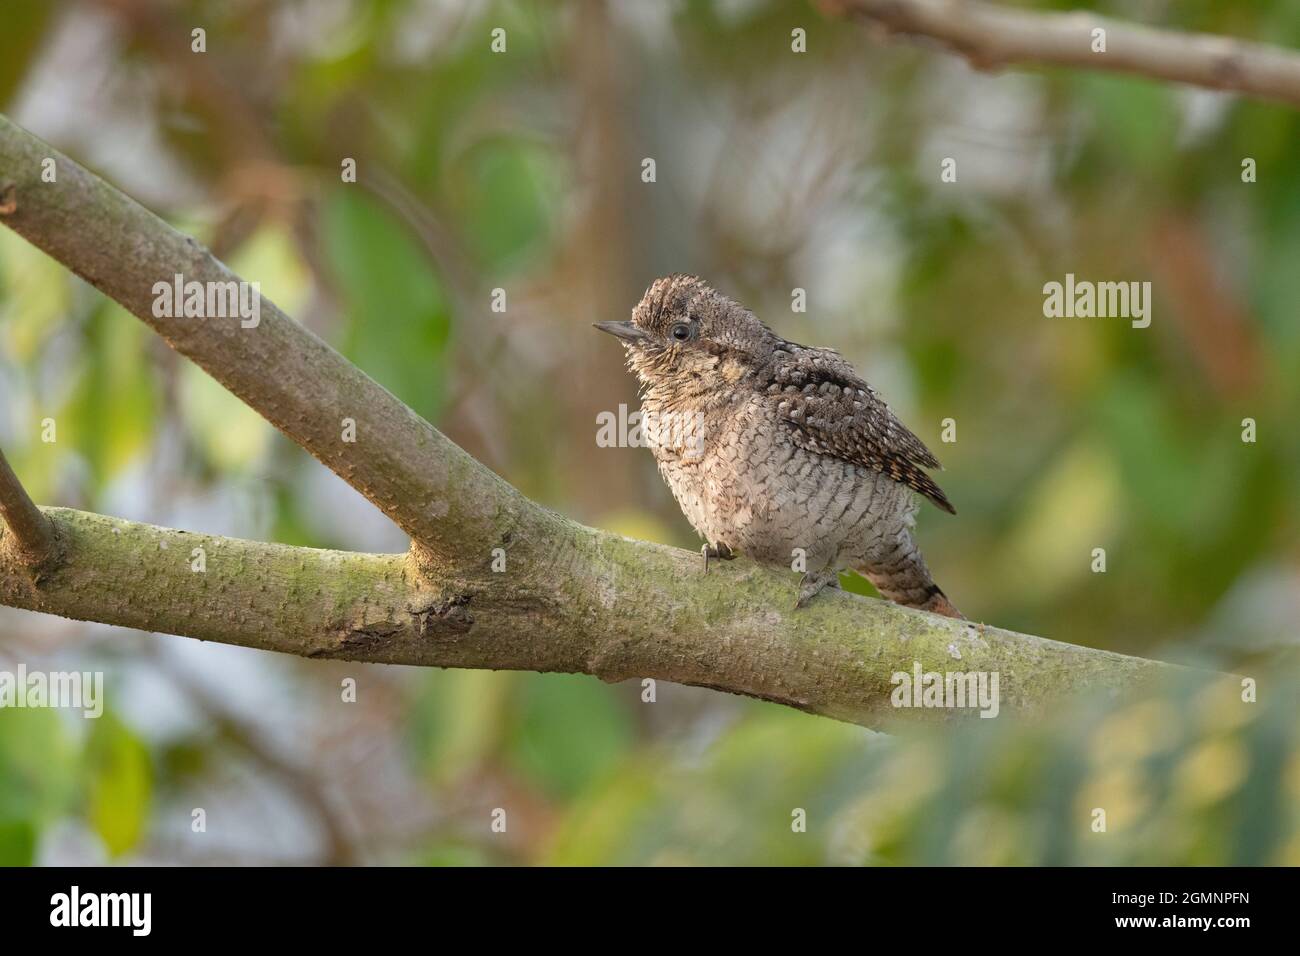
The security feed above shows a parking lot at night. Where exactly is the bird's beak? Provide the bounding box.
[593,320,647,344]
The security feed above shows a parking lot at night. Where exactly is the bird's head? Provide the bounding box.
[595,274,775,396]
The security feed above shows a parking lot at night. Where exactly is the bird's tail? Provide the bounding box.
[856,542,964,620]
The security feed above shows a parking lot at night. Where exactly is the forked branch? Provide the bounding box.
[0,113,1198,729]
[0,447,56,568]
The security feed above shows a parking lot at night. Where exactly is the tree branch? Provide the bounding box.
[0,447,56,569]
[0,113,549,569]
[0,112,1202,730]
[0,508,1182,728]
[823,0,1300,109]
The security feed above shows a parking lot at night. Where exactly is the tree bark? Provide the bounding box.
[0,447,56,568]
[0,113,548,570]
[1,508,1177,729]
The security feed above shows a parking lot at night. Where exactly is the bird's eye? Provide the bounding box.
[670,322,693,341]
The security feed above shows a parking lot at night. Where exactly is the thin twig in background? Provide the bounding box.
[145,646,357,866]
[823,0,1300,109]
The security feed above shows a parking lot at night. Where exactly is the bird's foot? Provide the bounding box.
[795,570,841,609]
[700,542,736,573]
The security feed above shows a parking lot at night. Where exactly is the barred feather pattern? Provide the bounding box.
[765,343,955,515]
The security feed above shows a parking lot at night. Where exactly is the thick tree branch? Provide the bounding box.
[0,113,1204,729]
[823,0,1300,109]
[0,508,1182,729]
[0,447,56,569]
[0,113,551,569]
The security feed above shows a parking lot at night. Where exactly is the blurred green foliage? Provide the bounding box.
[322,187,454,420]
[0,708,77,865]
[539,670,1300,866]
[84,713,153,858]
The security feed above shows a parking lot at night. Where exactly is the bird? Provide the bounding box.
[595,274,962,617]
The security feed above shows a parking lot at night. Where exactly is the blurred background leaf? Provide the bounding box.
[84,712,152,859]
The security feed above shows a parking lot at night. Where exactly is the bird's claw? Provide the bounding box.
[795,570,841,609]
[701,543,735,573]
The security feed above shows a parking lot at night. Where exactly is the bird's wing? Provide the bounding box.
[766,343,955,514]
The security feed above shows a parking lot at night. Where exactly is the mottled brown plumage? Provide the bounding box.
[596,274,961,617]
